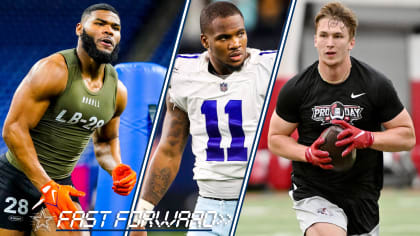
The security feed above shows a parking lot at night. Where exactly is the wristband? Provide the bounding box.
[137,198,155,211]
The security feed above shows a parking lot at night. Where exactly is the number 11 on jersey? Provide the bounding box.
[201,100,247,162]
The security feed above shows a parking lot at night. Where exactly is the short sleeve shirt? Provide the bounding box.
[275,57,404,200]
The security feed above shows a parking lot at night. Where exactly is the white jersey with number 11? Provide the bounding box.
[169,48,275,186]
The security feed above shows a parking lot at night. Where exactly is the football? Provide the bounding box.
[319,125,356,172]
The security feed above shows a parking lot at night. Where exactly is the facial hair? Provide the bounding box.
[81,29,120,64]
[224,62,243,72]
[222,51,248,73]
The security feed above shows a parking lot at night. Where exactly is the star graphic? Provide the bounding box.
[31,208,53,232]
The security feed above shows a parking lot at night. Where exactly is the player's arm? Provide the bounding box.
[2,54,67,189]
[370,109,415,151]
[332,73,416,155]
[268,112,332,169]
[140,96,190,207]
[2,55,85,229]
[333,109,415,157]
[93,80,137,196]
[268,112,305,161]
[93,80,126,173]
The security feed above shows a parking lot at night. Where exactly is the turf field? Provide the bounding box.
[236,188,420,236]
[148,188,420,235]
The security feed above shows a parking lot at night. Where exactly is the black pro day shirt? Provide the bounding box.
[275,57,404,201]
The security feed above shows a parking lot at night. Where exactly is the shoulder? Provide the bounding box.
[247,48,277,68]
[285,61,318,89]
[105,64,120,87]
[250,48,277,60]
[26,53,68,97]
[117,80,127,97]
[351,57,389,83]
[115,80,127,116]
[275,64,318,121]
[171,52,207,87]
[33,53,68,77]
[174,52,205,73]
[107,63,119,77]
[350,57,397,97]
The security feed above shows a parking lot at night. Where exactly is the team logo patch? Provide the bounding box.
[312,101,363,125]
[316,207,333,216]
[220,82,228,92]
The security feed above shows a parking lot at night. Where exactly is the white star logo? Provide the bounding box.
[31,208,53,232]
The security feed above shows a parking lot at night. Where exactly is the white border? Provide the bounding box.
[124,0,191,235]
[229,0,298,235]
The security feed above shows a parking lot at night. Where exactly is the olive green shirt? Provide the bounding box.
[6,49,118,179]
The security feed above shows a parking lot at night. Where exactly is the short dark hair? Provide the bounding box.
[81,3,119,22]
[200,1,243,34]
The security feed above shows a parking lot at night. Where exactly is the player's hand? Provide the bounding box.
[112,163,137,196]
[34,180,85,229]
[332,120,374,157]
[305,135,333,170]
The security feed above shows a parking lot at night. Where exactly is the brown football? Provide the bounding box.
[319,125,356,172]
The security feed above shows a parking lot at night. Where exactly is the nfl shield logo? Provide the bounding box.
[220,82,228,92]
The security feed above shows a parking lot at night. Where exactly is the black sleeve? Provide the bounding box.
[275,77,302,123]
[375,77,404,123]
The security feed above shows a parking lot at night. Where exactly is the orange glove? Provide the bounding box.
[112,164,137,196]
[33,180,85,229]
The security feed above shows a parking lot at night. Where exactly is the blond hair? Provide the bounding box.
[315,2,358,39]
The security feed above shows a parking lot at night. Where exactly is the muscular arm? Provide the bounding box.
[2,54,68,189]
[371,109,416,152]
[140,97,190,205]
[268,112,307,162]
[94,80,127,174]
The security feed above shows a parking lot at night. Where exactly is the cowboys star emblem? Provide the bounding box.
[31,208,53,231]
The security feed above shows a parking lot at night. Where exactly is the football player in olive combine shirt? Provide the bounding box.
[0,4,136,235]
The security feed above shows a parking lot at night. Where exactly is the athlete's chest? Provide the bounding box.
[185,70,262,122]
[46,79,116,131]
[300,77,375,129]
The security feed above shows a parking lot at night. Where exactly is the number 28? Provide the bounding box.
[3,197,28,215]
